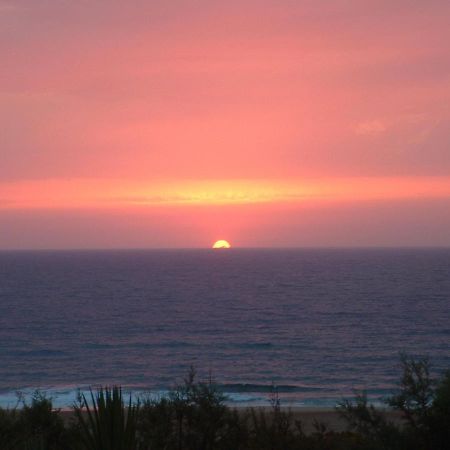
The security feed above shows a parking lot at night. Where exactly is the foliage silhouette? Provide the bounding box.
[0,391,69,450]
[338,354,450,450]
[0,356,449,450]
[138,367,244,450]
[74,386,140,450]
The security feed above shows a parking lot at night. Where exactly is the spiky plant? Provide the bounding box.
[74,386,140,450]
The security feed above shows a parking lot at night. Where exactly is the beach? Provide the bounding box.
[58,406,404,434]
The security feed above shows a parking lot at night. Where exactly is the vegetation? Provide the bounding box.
[138,368,244,450]
[0,356,448,450]
[74,386,140,450]
[0,391,70,450]
[338,354,450,450]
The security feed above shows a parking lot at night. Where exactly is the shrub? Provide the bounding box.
[337,392,402,450]
[427,370,450,450]
[0,407,19,450]
[338,355,450,450]
[138,368,246,450]
[0,357,447,450]
[74,386,139,450]
[0,391,69,450]
[247,392,301,450]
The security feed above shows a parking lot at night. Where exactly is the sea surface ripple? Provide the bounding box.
[0,248,449,408]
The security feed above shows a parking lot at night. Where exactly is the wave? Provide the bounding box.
[0,383,391,410]
[217,383,323,393]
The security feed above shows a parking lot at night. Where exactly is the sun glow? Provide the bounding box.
[1,177,450,210]
[212,240,231,249]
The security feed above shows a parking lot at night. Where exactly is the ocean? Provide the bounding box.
[0,248,449,409]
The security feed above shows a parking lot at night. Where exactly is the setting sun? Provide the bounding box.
[212,240,231,249]
[1,0,449,438]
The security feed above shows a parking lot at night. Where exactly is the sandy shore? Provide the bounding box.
[60,407,404,434]
[263,407,350,433]
[236,407,403,433]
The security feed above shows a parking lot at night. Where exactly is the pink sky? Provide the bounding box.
[1,0,449,248]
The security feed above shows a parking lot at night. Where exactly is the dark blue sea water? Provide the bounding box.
[0,249,449,408]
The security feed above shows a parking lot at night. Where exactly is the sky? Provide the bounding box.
[1,0,449,248]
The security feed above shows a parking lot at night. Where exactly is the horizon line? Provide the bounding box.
[1,245,449,252]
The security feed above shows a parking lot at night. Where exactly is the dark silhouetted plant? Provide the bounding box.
[0,357,448,450]
[387,354,433,430]
[0,407,19,450]
[338,355,450,450]
[74,386,139,450]
[337,392,402,450]
[138,368,246,450]
[18,391,68,450]
[428,369,450,450]
[247,388,303,450]
[0,391,69,450]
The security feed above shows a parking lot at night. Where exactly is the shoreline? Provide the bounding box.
[0,388,386,411]
[57,406,404,434]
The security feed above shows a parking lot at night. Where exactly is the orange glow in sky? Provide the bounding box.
[1,177,450,210]
[1,1,449,248]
